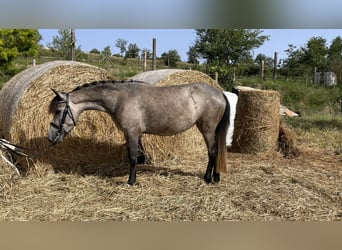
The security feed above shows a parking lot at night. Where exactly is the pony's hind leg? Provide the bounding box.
[137,135,145,164]
[204,146,216,183]
[137,135,150,164]
[125,133,139,185]
[198,126,218,184]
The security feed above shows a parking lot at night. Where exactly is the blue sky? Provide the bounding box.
[39,29,342,62]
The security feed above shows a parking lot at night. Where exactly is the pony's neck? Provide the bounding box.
[69,86,116,113]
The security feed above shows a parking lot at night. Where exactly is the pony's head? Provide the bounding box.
[48,89,77,144]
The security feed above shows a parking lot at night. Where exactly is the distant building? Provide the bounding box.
[314,72,337,86]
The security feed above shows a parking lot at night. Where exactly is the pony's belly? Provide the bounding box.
[144,122,195,136]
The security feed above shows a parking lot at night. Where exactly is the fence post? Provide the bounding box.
[143,52,147,72]
[152,38,157,70]
[260,60,265,80]
[71,28,76,61]
[273,52,278,80]
[215,72,218,84]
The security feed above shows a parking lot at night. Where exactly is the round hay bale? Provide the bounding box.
[131,69,222,163]
[232,86,280,153]
[0,61,127,174]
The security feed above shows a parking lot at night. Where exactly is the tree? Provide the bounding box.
[327,36,342,85]
[302,36,327,71]
[161,50,181,67]
[48,29,84,60]
[282,44,307,77]
[194,29,268,86]
[0,29,41,71]
[125,43,140,58]
[328,36,342,61]
[101,46,112,57]
[141,48,152,60]
[195,29,269,66]
[115,38,128,57]
[187,45,199,65]
[48,29,74,59]
[255,53,274,68]
[89,48,100,54]
[100,46,113,64]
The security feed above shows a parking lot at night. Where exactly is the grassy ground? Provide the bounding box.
[285,115,342,151]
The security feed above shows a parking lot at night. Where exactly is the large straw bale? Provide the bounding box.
[232,86,280,153]
[132,69,222,163]
[0,61,124,174]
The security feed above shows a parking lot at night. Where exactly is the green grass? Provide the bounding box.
[237,77,342,116]
[283,115,342,149]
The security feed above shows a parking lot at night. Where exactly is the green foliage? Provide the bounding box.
[101,46,112,57]
[89,48,100,54]
[194,29,269,87]
[187,45,199,65]
[160,49,181,67]
[48,29,82,60]
[141,48,152,60]
[303,36,327,71]
[125,43,140,59]
[238,77,342,116]
[282,36,342,85]
[195,29,269,65]
[0,29,41,72]
[115,38,128,57]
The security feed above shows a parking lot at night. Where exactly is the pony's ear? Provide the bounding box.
[51,88,60,96]
[51,89,66,99]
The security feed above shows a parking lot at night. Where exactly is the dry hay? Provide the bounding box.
[0,146,340,221]
[131,69,222,163]
[0,61,125,175]
[278,121,300,158]
[232,86,280,153]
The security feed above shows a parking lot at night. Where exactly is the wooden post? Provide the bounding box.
[152,38,157,70]
[273,52,278,80]
[143,52,147,72]
[71,28,76,61]
[260,60,265,80]
[215,72,218,84]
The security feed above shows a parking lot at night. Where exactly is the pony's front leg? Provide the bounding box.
[126,134,139,185]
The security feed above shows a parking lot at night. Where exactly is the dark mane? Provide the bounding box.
[48,95,61,114]
[49,80,148,113]
[70,80,147,93]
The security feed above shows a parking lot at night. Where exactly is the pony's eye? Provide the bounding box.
[55,110,62,115]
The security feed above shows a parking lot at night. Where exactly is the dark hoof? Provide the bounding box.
[213,173,220,183]
[127,178,135,186]
[137,154,145,164]
[204,175,212,184]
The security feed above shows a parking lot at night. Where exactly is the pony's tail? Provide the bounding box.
[215,94,230,173]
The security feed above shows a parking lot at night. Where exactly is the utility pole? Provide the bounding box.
[71,28,76,61]
[152,38,157,70]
